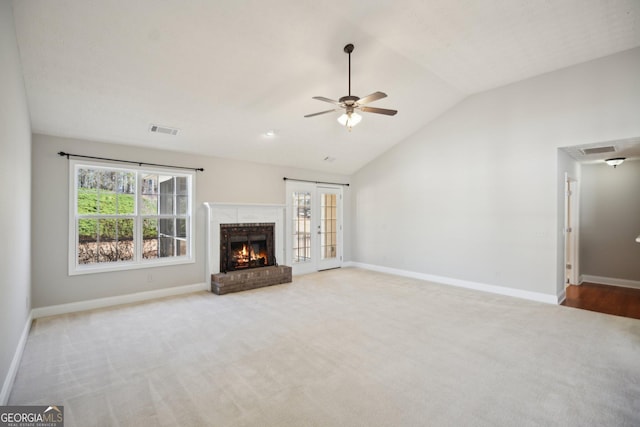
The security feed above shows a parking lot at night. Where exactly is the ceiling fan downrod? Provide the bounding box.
[344,43,354,96]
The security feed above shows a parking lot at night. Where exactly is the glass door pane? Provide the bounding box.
[320,193,337,260]
[317,188,341,271]
[292,191,311,263]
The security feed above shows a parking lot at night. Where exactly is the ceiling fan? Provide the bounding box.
[305,43,397,130]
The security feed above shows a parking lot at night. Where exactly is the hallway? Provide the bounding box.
[562,283,640,320]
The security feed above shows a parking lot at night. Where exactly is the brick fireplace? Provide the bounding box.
[204,203,291,295]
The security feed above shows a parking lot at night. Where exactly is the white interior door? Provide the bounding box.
[286,182,342,275]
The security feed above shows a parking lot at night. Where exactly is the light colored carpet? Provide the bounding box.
[9,268,640,426]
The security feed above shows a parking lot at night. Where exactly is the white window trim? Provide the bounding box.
[68,159,196,275]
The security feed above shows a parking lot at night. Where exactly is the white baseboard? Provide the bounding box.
[344,262,557,305]
[1,311,32,405]
[32,282,208,319]
[580,275,640,290]
[557,289,567,305]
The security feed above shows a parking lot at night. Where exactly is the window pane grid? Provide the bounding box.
[320,193,337,260]
[77,216,135,264]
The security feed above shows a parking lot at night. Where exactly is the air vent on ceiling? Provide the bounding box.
[580,146,615,155]
[149,124,179,136]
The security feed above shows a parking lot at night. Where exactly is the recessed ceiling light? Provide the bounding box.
[264,130,276,137]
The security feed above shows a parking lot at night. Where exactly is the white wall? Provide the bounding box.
[0,0,32,403]
[580,161,640,281]
[31,134,350,308]
[351,47,640,298]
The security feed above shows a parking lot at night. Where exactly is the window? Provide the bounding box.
[69,161,195,274]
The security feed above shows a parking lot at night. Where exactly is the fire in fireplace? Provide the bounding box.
[220,223,275,273]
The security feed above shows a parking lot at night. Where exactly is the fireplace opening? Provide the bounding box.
[230,234,268,269]
[220,223,275,273]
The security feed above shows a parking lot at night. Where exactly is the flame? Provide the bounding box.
[233,243,267,267]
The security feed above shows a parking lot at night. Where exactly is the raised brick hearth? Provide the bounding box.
[211,265,292,295]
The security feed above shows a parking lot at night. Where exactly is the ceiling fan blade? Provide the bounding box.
[357,91,387,105]
[359,106,398,116]
[312,96,342,106]
[304,109,340,118]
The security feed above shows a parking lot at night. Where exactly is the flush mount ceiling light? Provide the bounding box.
[304,43,398,131]
[264,130,276,137]
[605,157,625,168]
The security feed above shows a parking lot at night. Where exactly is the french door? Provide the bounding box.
[286,182,343,275]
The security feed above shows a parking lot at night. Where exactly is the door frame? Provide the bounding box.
[285,181,343,275]
[564,173,580,286]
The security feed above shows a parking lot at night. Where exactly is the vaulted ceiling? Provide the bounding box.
[12,0,640,174]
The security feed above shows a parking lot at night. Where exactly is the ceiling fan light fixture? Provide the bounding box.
[605,157,625,167]
[337,111,362,130]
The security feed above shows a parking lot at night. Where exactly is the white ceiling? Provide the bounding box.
[12,0,640,174]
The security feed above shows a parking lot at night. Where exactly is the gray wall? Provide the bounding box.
[580,161,640,281]
[31,134,350,307]
[0,0,32,403]
[351,48,640,298]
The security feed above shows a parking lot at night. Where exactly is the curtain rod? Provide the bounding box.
[283,177,349,187]
[58,151,204,172]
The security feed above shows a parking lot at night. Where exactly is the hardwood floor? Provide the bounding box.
[562,282,640,320]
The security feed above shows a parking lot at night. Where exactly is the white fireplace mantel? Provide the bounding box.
[204,202,286,281]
